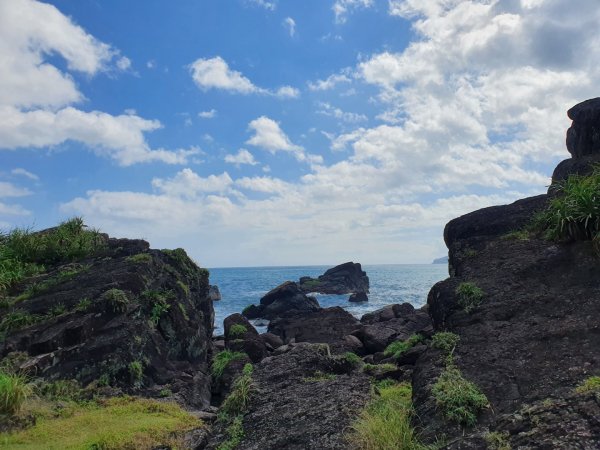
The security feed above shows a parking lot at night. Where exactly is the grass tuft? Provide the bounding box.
[219,364,254,420]
[455,282,485,313]
[228,324,247,339]
[0,371,31,416]
[102,289,129,314]
[575,375,600,394]
[431,332,460,354]
[211,351,248,379]
[384,334,424,359]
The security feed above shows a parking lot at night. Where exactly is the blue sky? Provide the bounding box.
[0,0,598,267]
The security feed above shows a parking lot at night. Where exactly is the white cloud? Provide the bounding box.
[225,149,259,166]
[198,109,217,119]
[333,0,374,24]
[0,0,195,166]
[11,168,39,181]
[283,17,296,37]
[308,73,351,91]
[146,60,156,69]
[0,202,30,217]
[275,86,300,99]
[317,102,368,123]
[236,176,289,193]
[152,169,233,198]
[246,0,276,10]
[0,181,31,198]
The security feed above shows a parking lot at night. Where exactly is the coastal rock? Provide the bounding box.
[267,307,362,354]
[242,281,320,320]
[298,261,370,294]
[566,97,600,158]
[0,238,214,409]
[223,314,267,363]
[348,292,368,302]
[208,285,221,301]
[259,332,284,350]
[207,343,371,450]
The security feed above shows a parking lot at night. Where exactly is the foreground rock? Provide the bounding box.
[1,237,214,408]
[298,261,370,295]
[207,343,371,450]
[242,281,320,320]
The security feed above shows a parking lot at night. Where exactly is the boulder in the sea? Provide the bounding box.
[242,281,321,320]
[298,262,370,294]
[208,285,221,301]
[349,292,368,302]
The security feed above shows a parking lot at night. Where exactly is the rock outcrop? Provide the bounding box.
[0,236,215,408]
[208,285,221,301]
[298,262,369,295]
[242,281,320,320]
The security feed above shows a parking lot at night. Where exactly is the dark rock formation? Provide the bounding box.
[298,262,369,294]
[208,285,221,301]
[223,314,267,363]
[348,292,368,302]
[268,307,362,354]
[242,281,320,320]
[207,343,371,450]
[0,239,214,409]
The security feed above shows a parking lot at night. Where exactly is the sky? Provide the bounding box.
[0,0,599,268]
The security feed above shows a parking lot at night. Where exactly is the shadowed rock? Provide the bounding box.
[242,281,320,320]
[298,261,370,294]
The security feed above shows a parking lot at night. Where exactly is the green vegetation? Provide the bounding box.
[241,305,253,316]
[0,396,201,450]
[575,375,600,394]
[102,289,129,314]
[211,351,248,379]
[141,290,173,326]
[342,352,363,367]
[431,332,460,353]
[159,389,172,398]
[126,253,153,264]
[502,230,530,241]
[300,279,322,288]
[485,431,511,450]
[349,382,428,450]
[217,415,244,450]
[0,311,43,333]
[75,298,91,312]
[128,361,144,385]
[362,363,397,376]
[176,280,190,297]
[431,364,488,427]
[219,364,254,420]
[228,324,247,338]
[303,371,336,382]
[48,303,66,317]
[534,166,600,251]
[384,334,424,359]
[456,282,485,313]
[0,371,31,415]
[37,379,81,402]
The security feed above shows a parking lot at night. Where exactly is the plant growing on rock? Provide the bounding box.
[211,350,248,379]
[575,375,600,394]
[142,289,173,325]
[0,370,31,415]
[0,310,42,332]
[342,352,363,367]
[219,363,254,420]
[384,334,424,359]
[128,360,144,385]
[431,332,460,353]
[228,324,247,338]
[456,282,485,313]
[432,364,488,427]
[102,288,129,314]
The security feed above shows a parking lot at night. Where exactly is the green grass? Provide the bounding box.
[219,364,254,420]
[217,415,244,450]
[535,166,600,250]
[211,351,248,379]
[455,282,485,314]
[228,324,247,338]
[0,311,43,333]
[431,332,460,353]
[128,361,143,385]
[141,290,173,325]
[383,334,424,359]
[362,363,398,375]
[342,352,363,366]
[0,371,31,415]
[502,230,530,241]
[303,371,336,382]
[431,364,488,427]
[0,396,202,450]
[575,375,600,394]
[484,431,511,450]
[37,379,81,402]
[102,289,129,314]
[75,298,92,312]
[125,253,152,264]
[349,382,428,450]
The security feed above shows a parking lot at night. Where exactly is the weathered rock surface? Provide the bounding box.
[242,281,320,320]
[298,262,370,294]
[208,285,221,301]
[1,240,214,408]
[223,314,267,363]
[207,343,371,450]
[348,292,368,302]
[268,307,362,354]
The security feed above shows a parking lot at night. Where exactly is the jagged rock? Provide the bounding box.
[348,292,368,302]
[566,97,600,158]
[267,307,362,354]
[208,285,221,301]
[260,332,284,350]
[298,262,370,294]
[0,240,214,409]
[207,343,372,450]
[360,303,416,325]
[242,281,320,320]
[223,314,267,363]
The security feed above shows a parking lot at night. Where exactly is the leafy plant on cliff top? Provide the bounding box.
[535,166,600,251]
[456,282,485,313]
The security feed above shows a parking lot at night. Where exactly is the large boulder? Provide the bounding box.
[223,313,267,363]
[242,281,320,320]
[298,262,370,294]
[267,307,362,354]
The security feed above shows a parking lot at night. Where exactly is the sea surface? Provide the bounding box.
[209,264,448,335]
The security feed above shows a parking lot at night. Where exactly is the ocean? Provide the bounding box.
[209,264,449,335]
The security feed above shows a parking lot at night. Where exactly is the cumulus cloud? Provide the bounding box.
[246,0,276,10]
[283,17,296,37]
[317,102,368,123]
[308,73,351,91]
[333,0,374,24]
[152,169,233,198]
[198,109,217,119]
[225,149,259,166]
[0,0,195,166]
[275,86,300,99]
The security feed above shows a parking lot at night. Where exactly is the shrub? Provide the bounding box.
[431,332,460,353]
[384,334,424,359]
[218,415,244,450]
[0,310,42,333]
[159,388,172,398]
[349,382,427,450]
[575,375,600,394]
[102,289,129,313]
[228,324,247,338]
[455,282,485,313]
[0,370,31,415]
[432,364,488,427]
[342,352,363,366]
[75,297,92,312]
[534,166,600,248]
[211,351,247,379]
[129,361,144,384]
